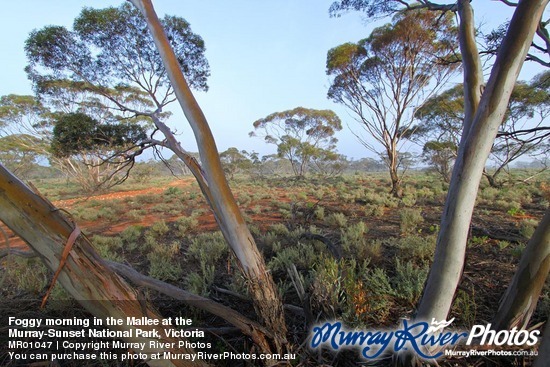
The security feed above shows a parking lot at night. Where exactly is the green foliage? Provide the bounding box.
[4,257,48,294]
[185,232,227,296]
[251,107,342,176]
[148,241,182,281]
[309,256,342,317]
[412,74,550,186]
[340,221,369,258]
[268,242,318,273]
[324,212,348,228]
[220,147,253,178]
[26,3,209,95]
[310,257,397,325]
[511,243,526,259]
[164,186,183,196]
[73,207,100,222]
[186,266,215,296]
[314,205,325,220]
[392,258,429,305]
[365,204,384,218]
[401,194,417,207]
[135,194,159,205]
[148,220,170,239]
[175,216,199,238]
[23,3,210,191]
[269,223,290,236]
[51,112,146,158]
[0,94,51,177]
[92,235,123,261]
[127,209,146,220]
[394,235,436,263]
[327,9,457,193]
[97,206,118,221]
[453,289,477,328]
[120,225,143,250]
[187,232,228,268]
[399,208,424,234]
[507,207,526,217]
[519,219,538,239]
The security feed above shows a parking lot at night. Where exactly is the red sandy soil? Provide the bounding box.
[1,179,293,252]
[1,179,195,251]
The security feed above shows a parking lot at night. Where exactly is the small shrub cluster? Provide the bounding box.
[399,208,424,234]
[148,241,182,281]
[268,242,318,273]
[186,232,228,296]
[392,235,436,263]
[340,222,369,259]
[92,235,123,261]
[175,216,199,238]
[3,257,48,294]
[309,256,428,326]
[324,212,348,228]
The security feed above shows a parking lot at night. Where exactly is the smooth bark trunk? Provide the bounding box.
[388,144,402,198]
[416,0,549,325]
[457,0,484,137]
[0,164,206,367]
[128,0,288,354]
[492,208,550,330]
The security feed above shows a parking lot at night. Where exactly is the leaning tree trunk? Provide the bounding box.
[416,0,548,327]
[128,0,288,354]
[0,164,206,367]
[492,208,550,330]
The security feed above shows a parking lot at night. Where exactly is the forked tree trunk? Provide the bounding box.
[416,0,548,326]
[128,0,288,354]
[492,208,550,330]
[0,164,207,367]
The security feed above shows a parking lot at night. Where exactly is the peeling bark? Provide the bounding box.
[0,164,207,367]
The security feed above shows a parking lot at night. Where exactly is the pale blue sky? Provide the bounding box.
[0,1,545,160]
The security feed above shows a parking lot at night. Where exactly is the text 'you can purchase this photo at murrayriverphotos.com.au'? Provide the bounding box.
[3,314,296,364]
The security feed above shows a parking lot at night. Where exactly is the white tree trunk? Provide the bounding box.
[128,0,288,354]
[457,0,484,137]
[416,0,549,324]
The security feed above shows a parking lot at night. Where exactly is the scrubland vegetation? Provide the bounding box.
[2,168,548,366]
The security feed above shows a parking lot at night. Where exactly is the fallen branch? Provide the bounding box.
[105,260,274,352]
[0,247,274,354]
[0,164,205,367]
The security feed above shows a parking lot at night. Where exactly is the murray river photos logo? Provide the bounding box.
[309,318,540,360]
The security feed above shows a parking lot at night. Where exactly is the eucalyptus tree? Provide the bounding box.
[24,1,288,355]
[219,147,253,179]
[0,94,51,177]
[326,8,458,196]
[250,107,343,177]
[51,111,148,192]
[329,2,549,365]
[411,77,550,186]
